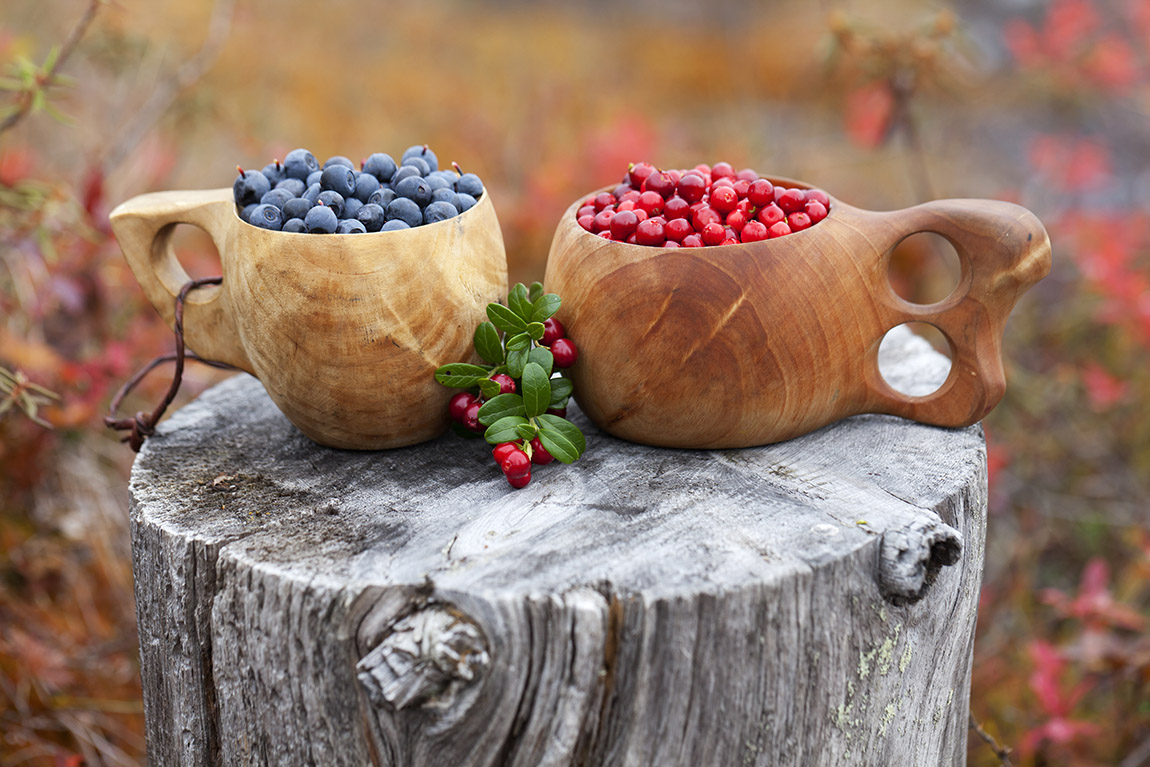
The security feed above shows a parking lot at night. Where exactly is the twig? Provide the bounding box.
[969,712,1014,767]
[0,0,102,136]
[98,0,236,176]
[888,69,935,202]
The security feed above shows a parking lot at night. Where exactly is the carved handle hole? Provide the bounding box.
[885,231,963,307]
[877,322,953,398]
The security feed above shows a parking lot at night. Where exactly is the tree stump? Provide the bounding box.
[129,326,987,767]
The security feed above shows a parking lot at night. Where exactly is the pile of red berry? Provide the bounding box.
[576,162,831,247]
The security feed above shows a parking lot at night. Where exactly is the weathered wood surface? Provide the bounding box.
[130,326,987,767]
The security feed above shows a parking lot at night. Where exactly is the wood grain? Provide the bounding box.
[110,188,508,450]
[543,179,1051,448]
[129,327,987,766]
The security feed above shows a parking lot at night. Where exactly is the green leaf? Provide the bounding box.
[473,321,504,364]
[528,347,553,376]
[548,377,573,405]
[505,332,531,352]
[515,423,538,441]
[537,414,586,464]
[508,283,533,322]
[528,281,544,303]
[477,378,501,399]
[526,321,545,341]
[478,393,525,425]
[434,363,489,389]
[485,415,528,444]
[487,303,527,335]
[531,293,562,323]
[506,348,528,378]
[521,362,551,418]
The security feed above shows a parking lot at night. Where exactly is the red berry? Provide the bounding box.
[768,221,792,238]
[693,163,712,177]
[643,170,675,198]
[449,392,477,422]
[598,230,613,239]
[804,200,828,223]
[620,190,641,204]
[593,209,615,232]
[635,218,666,246]
[691,205,722,231]
[666,169,682,185]
[725,209,749,234]
[741,220,769,242]
[757,203,785,227]
[501,447,531,487]
[637,191,664,217]
[805,188,830,207]
[736,168,759,182]
[542,317,565,345]
[633,208,648,223]
[701,222,726,246]
[463,400,482,432]
[711,177,735,188]
[578,214,595,232]
[612,183,632,199]
[529,437,554,465]
[627,234,637,244]
[552,338,578,368]
[663,240,680,248]
[731,179,750,198]
[665,217,692,242]
[594,192,616,211]
[711,161,735,180]
[628,162,656,188]
[507,471,531,489]
[492,442,519,464]
[616,199,636,212]
[578,204,596,218]
[546,407,567,418]
[747,179,775,207]
[735,199,755,217]
[664,196,690,220]
[677,172,707,203]
[681,234,704,247]
[709,185,738,213]
[491,373,517,394]
[777,188,806,214]
[787,211,812,231]
[721,237,739,245]
[610,209,640,240]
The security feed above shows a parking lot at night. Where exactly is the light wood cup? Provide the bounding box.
[110,188,508,450]
[544,178,1051,449]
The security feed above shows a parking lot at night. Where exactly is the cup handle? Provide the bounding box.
[110,188,252,372]
[859,198,1051,427]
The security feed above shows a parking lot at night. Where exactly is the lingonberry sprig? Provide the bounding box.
[434,282,586,489]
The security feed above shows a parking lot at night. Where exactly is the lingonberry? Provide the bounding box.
[665,217,692,242]
[542,317,566,345]
[804,200,828,223]
[491,373,517,394]
[777,188,806,214]
[612,184,632,199]
[529,437,555,465]
[632,208,648,223]
[635,218,666,246]
[681,234,704,247]
[732,179,751,198]
[578,204,596,218]
[741,220,769,242]
[637,191,665,217]
[616,199,636,212]
[492,442,519,465]
[463,400,482,432]
[736,168,759,182]
[757,204,786,227]
[501,448,532,488]
[508,471,531,489]
[693,163,712,177]
[594,192,616,211]
[726,209,749,234]
[663,240,680,247]
[711,161,735,180]
[620,190,641,204]
[578,214,595,232]
[692,206,722,231]
[643,170,675,198]
[598,231,613,239]
[711,177,735,189]
[610,209,641,240]
[721,237,739,246]
[628,162,656,188]
[677,172,707,203]
[593,209,615,232]
[552,338,578,368]
[664,196,690,220]
[709,185,738,214]
[805,188,830,207]
[787,211,812,232]
[747,179,775,207]
[768,221,793,238]
[546,407,567,418]
[701,222,726,246]
[449,392,477,422]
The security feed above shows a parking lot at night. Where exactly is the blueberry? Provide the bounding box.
[391,165,421,186]
[425,174,452,192]
[456,173,484,198]
[317,191,344,218]
[356,203,386,232]
[352,173,380,203]
[431,188,458,208]
[342,197,363,220]
[249,204,283,230]
[363,153,397,183]
[262,162,284,186]
[456,193,478,212]
[282,218,307,233]
[307,170,322,187]
[304,205,338,234]
[336,219,367,234]
[385,197,423,228]
[320,165,356,198]
[283,148,318,181]
[402,144,438,172]
[380,219,411,231]
[401,156,430,176]
[368,188,396,208]
[323,155,355,170]
[233,169,270,206]
[395,175,432,208]
[423,201,458,224]
[275,177,306,196]
[240,203,258,222]
[260,188,296,210]
[282,196,313,221]
[432,169,459,184]
[302,183,322,205]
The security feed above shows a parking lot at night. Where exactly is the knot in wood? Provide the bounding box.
[877,518,962,604]
[356,605,489,712]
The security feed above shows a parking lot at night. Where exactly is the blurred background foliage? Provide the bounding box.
[0,0,1147,764]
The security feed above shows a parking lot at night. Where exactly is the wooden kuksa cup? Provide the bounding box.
[111,188,508,450]
[544,178,1051,449]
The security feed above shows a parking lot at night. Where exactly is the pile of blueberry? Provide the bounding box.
[577,161,831,246]
[232,145,485,234]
